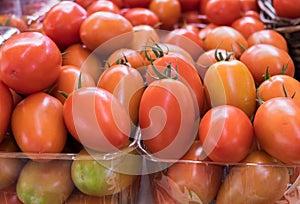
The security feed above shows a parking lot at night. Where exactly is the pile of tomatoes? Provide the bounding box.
[1,0,300,203]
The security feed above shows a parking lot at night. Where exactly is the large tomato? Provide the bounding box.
[273,0,300,19]
[178,0,200,12]
[122,0,152,8]
[42,1,88,49]
[63,87,131,152]
[203,59,257,118]
[86,0,120,15]
[123,8,159,27]
[198,105,254,163]
[240,44,295,85]
[139,78,197,160]
[204,26,248,59]
[204,0,242,26]
[231,16,265,39]
[0,32,62,95]
[11,92,67,154]
[80,11,133,51]
[253,97,300,164]
[0,81,13,143]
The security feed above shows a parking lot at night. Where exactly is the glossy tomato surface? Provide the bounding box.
[0,81,13,143]
[273,0,300,19]
[123,7,159,27]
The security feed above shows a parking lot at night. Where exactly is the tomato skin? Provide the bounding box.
[178,0,200,12]
[122,0,152,8]
[240,0,259,13]
[80,11,133,51]
[42,1,88,49]
[205,0,242,26]
[231,16,265,39]
[86,0,120,15]
[253,97,300,164]
[0,81,13,143]
[149,0,182,30]
[63,87,131,152]
[199,105,254,163]
[240,44,295,85]
[0,32,62,95]
[273,0,300,19]
[139,79,197,159]
[0,14,28,32]
[123,8,159,27]
[203,59,257,118]
[11,92,67,154]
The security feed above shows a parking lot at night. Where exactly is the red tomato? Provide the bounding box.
[240,0,259,13]
[97,64,145,126]
[86,0,120,15]
[0,81,13,143]
[149,0,182,30]
[197,23,218,40]
[0,32,62,95]
[11,92,67,154]
[0,14,28,32]
[198,0,210,15]
[247,29,289,52]
[231,16,265,39]
[123,0,151,7]
[178,0,200,12]
[199,105,254,163]
[243,10,260,19]
[203,59,257,118]
[80,11,133,51]
[240,44,295,85]
[123,8,159,27]
[166,141,223,203]
[205,0,242,26]
[63,87,131,152]
[253,97,300,164]
[139,79,197,159]
[74,0,97,9]
[204,26,248,59]
[273,0,300,19]
[42,1,87,49]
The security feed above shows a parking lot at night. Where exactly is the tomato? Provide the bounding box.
[0,81,13,143]
[198,0,210,15]
[204,0,242,26]
[240,0,259,13]
[11,92,67,154]
[139,78,197,159]
[178,0,200,12]
[231,16,265,39]
[179,11,203,25]
[63,87,131,152]
[0,32,62,95]
[257,74,300,103]
[131,25,160,51]
[0,14,28,32]
[253,97,300,164]
[123,8,159,27]
[66,190,118,204]
[166,141,223,203]
[42,1,87,50]
[74,0,97,9]
[51,65,96,104]
[240,44,295,85]
[197,23,218,40]
[71,149,138,196]
[149,0,182,30]
[97,64,145,126]
[247,29,289,52]
[17,160,74,204]
[273,0,300,19]
[204,26,248,59]
[199,105,254,163]
[62,43,103,82]
[203,59,257,118]
[122,0,151,8]
[80,11,133,51]
[216,150,290,203]
[243,10,260,19]
[0,184,23,204]
[86,0,120,15]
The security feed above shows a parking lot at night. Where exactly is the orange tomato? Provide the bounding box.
[231,16,265,39]
[0,81,13,143]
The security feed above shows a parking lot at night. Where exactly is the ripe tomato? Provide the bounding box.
[0,81,13,143]
[0,14,28,32]
[216,150,290,203]
[273,0,300,19]
[0,32,62,95]
[178,0,200,12]
[123,0,152,8]
[80,11,133,51]
[123,8,159,27]
[74,0,97,9]
[42,1,87,49]
[197,23,218,40]
[149,0,181,30]
[51,65,96,104]
[253,97,300,164]
[166,141,223,203]
[231,16,265,39]
[240,0,259,13]
[131,25,160,51]
[63,87,131,152]
[240,44,295,85]
[97,64,145,126]
[247,29,288,52]
[203,59,257,118]
[86,0,120,15]
[204,26,248,59]
[204,0,242,26]
[11,92,67,154]
[199,105,254,163]
[139,78,197,159]
[257,74,300,103]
